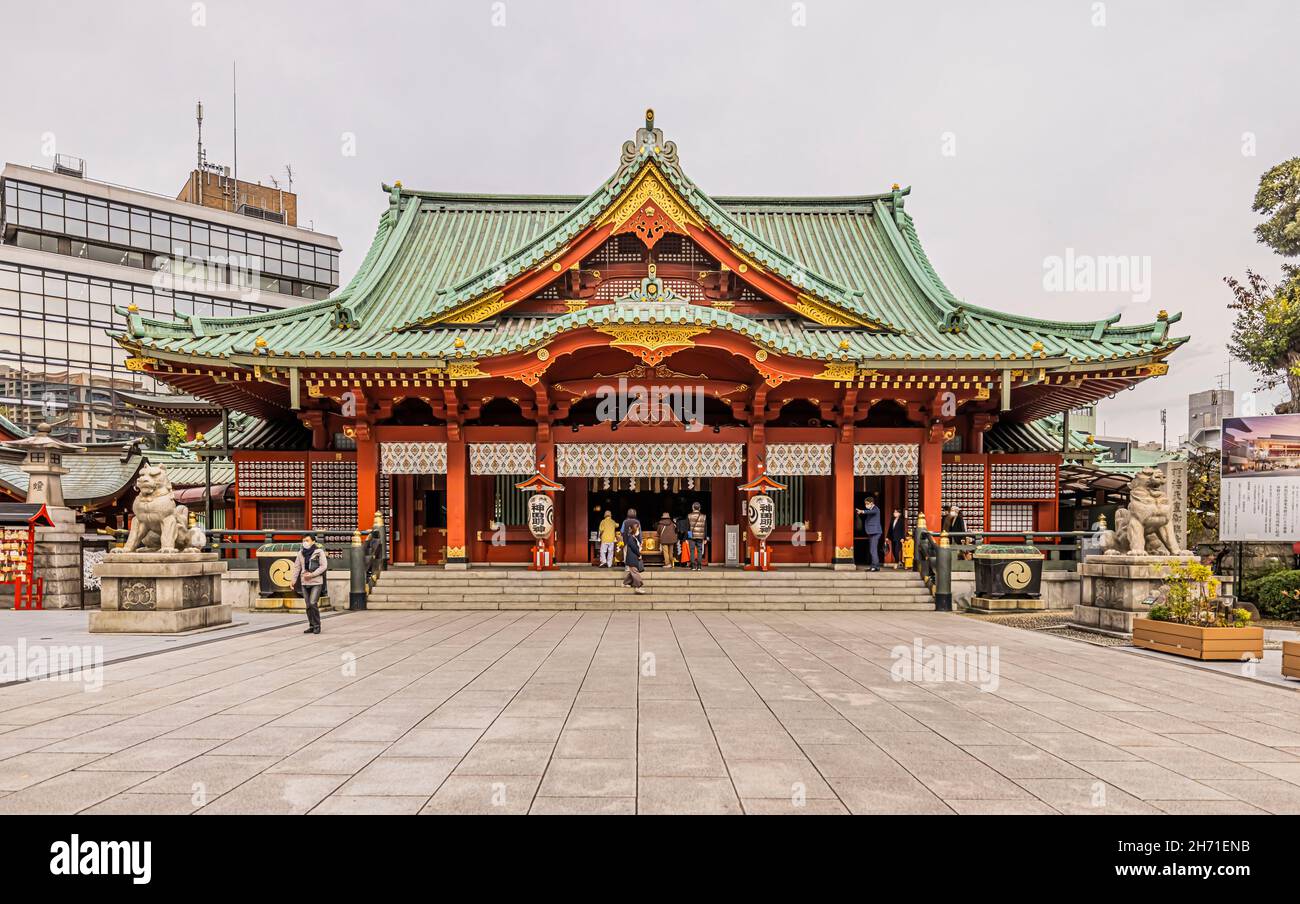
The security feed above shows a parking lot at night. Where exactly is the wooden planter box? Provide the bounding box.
[1284,641,1300,681]
[1132,618,1264,662]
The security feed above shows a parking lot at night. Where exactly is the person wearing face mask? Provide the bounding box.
[289,533,328,634]
[855,496,882,571]
[887,507,907,568]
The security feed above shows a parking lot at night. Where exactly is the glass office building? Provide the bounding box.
[0,163,342,444]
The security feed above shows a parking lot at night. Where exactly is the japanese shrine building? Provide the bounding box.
[113,112,1185,568]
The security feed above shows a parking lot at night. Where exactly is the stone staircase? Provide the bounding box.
[366,566,935,611]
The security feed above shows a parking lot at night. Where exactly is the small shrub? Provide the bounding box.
[1242,570,1300,619]
[1156,561,1233,627]
[1147,603,1172,622]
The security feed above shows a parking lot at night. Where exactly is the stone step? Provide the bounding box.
[369,582,925,598]
[367,565,934,611]
[370,579,926,590]
[375,598,938,612]
[366,590,935,603]
[372,587,929,597]
[379,569,920,579]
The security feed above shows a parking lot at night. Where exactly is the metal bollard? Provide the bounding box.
[349,529,367,610]
[934,533,953,611]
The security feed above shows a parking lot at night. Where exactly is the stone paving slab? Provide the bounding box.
[0,608,1299,814]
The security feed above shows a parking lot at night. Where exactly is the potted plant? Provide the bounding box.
[1132,561,1264,661]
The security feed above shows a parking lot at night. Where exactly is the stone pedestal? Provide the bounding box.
[32,506,83,610]
[968,595,1045,613]
[90,551,231,633]
[1075,553,1197,634]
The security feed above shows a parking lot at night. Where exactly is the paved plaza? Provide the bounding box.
[0,609,1298,814]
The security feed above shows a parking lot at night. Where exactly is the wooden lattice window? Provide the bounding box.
[595,277,642,301]
[493,475,531,526]
[653,235,718,269]
[258,501,305,531]
[582,235,644,266]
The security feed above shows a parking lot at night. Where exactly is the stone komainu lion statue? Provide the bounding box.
[111,465,208,554]
[1100,467,1182,556]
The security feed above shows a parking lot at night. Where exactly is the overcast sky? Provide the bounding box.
[3,0,1296,442]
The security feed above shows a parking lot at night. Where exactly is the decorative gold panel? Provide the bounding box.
[595,165,704,236]
[435,290,510,325]
[596,324,709,354]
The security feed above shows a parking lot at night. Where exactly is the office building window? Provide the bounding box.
[0,260,276,443]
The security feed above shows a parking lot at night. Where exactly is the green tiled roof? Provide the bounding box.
[116,115,1185,388]
[193,412,311,455]
[0,445,231,504]
[1093,446,1184,475]
[0,413,28,440]
[985,415,1105,457]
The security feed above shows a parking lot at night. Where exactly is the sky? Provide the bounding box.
[2,0,1296,442]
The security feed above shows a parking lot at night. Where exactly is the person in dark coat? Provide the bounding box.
[622,522,646,594]
[886,508,907,567]
[941,504,966,535]
[620,508,640,544]
[856,496,883,571]
[288,533,328,634]
[655,512,678,568]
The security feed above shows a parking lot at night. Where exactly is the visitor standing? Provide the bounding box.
[289,533,328,634]
[623,522,646,594]
[597,510,618,567]
[857,497,883,571]
[656,512,678,568]
[887,508,907,568]
[686,501,707,570]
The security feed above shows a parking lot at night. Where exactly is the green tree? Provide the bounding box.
[1253,157,1300,259]
[1227,156,1300,412]
[1186,446,1220,546]
[1226,270,1300,411]
[160,419,188,451]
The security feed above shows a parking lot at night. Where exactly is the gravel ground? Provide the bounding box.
[963,609,1299,649]
[959,609,1131,646]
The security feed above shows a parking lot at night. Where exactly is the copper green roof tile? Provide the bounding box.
[114,113,1186,376]
[985,416,1106,456]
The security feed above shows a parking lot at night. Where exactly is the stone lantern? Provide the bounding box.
[1,423,84,607]
[4,423,83,517]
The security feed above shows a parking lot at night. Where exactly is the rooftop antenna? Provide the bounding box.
[231,61,239,213]
[284,163,294,194]
[195,100,205,205]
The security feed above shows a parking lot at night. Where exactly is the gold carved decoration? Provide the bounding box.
[793,293,882,330]
[445,361,490,380]
[834,546,854,559]
[1138,362,1169,377]
[445,546,467,559]
[596,325,708,363]
[754,349,769,362]
[974,386,991,400]
[813,362,860,382]
[436,290,510,326]
[564,300,588,314]
[124,356,158,372]
[596,165,704,238]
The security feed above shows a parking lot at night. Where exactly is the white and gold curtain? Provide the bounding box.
[766,443,833,476]
[557,443,743,477]
[853,443,919,476]
[469,443,536,475]
[380,442,447,475]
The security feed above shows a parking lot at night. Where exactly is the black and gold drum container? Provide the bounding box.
[257,542,304,605]
[973,544,1044,599]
